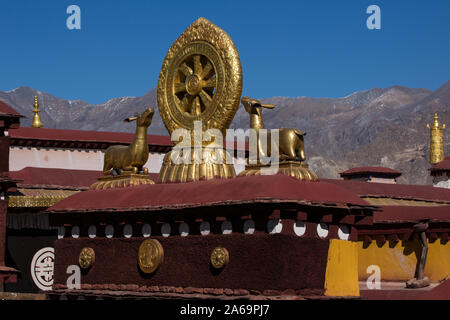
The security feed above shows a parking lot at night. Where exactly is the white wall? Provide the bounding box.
[9,146,165,173]
[9,146,245,175]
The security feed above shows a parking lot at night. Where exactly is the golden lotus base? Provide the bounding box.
[238,160,318,181]
[89,174,155,190]
[158,148,236,183]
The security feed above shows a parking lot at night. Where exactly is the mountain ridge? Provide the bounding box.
[1,80,449,185]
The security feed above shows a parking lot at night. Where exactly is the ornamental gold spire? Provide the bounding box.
[32,96,43,128]
[427,113,445,164]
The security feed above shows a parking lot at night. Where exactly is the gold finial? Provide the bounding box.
[427,113,445,164]
[32,95,43,128]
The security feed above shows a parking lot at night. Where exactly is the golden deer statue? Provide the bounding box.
[241,96,306,161]
[103,108,155,175]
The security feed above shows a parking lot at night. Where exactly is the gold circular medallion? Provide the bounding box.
[138,239,164,274]
[78,247,95,269]
[210,246,229,269]
[158,17,242,135]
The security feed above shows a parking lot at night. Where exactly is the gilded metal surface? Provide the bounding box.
[157,17,242,135]
[240,97,317,180]
[138,239,164,274]
[7,195,71,208]
[103,108,154,175]
[89,173,155,190]
[7,189,80,208]
[362,197,449,207]
[242,96,308,161]
[78,247,95,269]
[427,113,445,165]
[238,161,318,181]
[157,147,236,183]
[241,96,274,131]
[31,96,43,128]
[210,247,229,269]
[157,18,241,183]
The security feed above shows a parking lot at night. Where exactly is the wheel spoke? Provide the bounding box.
[179,62,193,77]
[179,95,191,113]
[201,61,214,79]
[174,82,186,94]
[193,55,202,75]
[193,96,202,116]
[202,78,216,88]
[199,90,212,108]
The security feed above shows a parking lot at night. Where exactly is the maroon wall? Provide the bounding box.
[53,234,330,292]
[0,200,6,265]
[0,136,9,174]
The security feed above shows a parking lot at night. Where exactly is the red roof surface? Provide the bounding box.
[323,179,450,203]
[0,100,22,117]
[8,127,249,152]
[47,174,374,213]
[9,167,160,189]
[430,158,450,172]
[340,166,401,177]
[375,205,450,223]
[9,127,173,147]
[9,167,102,189]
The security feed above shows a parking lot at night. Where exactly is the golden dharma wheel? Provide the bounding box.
[138,239,164,274]
[78,247,95,269]
[210,246,229,269]
[157,17,243,135]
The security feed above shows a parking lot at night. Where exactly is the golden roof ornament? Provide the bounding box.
[89,108,156,190]
[31,96,43,128]
[157,17,242,136]
[237,97,318,181]
[157,17,242,183]
[156,18,316,182]
[427,113,445,165]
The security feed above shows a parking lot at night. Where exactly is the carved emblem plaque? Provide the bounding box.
[138,239,164,274]
[210,246,229,269]
[78,247,95,269]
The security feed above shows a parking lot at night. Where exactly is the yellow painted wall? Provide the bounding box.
[324,239,360,297]
[358,235,450,283]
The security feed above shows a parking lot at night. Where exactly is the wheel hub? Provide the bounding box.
[186,74,201,95]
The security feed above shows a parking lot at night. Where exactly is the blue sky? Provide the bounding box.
[0,0,449,104]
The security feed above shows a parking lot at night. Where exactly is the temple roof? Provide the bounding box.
[8,127,173,151]
[374,205,450,224]
[0,100,23,118]
[323,179,450,204]
[9,167,103,190]
[6,167,103,209]
[0,100,22,131]
[46,174,376,214]
[430,156,450,173]
[340,166,401,178]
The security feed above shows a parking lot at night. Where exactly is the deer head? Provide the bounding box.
[124,108,155,127]
[241,96,275,114]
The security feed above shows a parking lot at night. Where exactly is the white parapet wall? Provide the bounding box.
[10,146,165,173]
[9,146,246,175]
